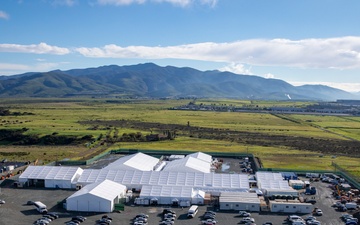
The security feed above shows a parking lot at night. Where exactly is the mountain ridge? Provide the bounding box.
[0,63,357,100]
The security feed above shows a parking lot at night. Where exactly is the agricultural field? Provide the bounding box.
[0,98,359,179]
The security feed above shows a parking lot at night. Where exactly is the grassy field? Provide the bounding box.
[0,98,359,180]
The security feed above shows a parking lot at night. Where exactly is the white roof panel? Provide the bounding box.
[104,152,159,171]
[19,166,83,181]
[163,156,211,173]
[78,169,249,191]
[188,152,212,163]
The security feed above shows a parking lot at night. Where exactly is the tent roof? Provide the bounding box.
[19,166,83,181]
[68,179,126,201]
[163,156,211,173]
[140,185,194,198]
[187,152,212,163]
[256,172,284,182]
[104,152,159,171]
[258,180,292,190]
[78,169,249,190]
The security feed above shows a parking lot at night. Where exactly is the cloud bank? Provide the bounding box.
[75,36,360,70]
[0,42,70,55]
[0,11,9,20]
[96,0,217,7]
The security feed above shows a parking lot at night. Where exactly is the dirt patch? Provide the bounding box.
[79,119,360,157]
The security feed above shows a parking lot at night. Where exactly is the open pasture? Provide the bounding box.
[0,98,359,179]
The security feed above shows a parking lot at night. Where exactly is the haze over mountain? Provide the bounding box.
[0,63,357,101]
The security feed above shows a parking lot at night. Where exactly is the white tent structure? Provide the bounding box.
[66,179,126,213]
[139,185,205,206]
[187,152,212,163]
[77,169,249,193]
[163,156,211,173]
[104,152,159,171]
[18,166,83,189]
[255,172,298,197]
[219,192,260,211]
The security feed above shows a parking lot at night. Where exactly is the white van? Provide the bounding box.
[33,201,47,214]
[187,205,198,218]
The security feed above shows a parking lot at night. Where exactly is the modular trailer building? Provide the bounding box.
[66,179,127,213]
[269,200,314,214]
[219,192,260,212]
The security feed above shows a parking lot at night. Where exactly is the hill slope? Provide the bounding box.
[0,63,356,100]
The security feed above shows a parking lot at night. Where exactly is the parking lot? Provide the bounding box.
[0,173,355,225]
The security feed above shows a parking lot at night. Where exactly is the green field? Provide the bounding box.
[0,98,359,180]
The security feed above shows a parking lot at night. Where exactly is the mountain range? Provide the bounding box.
[0,63,357,101]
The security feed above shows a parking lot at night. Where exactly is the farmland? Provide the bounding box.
[0,98,359,179]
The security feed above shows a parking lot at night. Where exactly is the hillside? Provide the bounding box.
[0,63,356,100]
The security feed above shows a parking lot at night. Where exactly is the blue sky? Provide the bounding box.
[1,0,360,92]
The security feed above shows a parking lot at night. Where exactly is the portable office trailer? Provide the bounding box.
[219,192,260,212]
[269,200,313,214]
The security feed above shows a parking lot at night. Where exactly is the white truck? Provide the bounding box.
[187,205,198,218]
[33,201,47,214]
[345,202,358,210]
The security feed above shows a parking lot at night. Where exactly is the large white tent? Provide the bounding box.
[104,152,159,171]
[19,166,83,189]
[66,179,126,213]
[162,156,211,173]
[77,169,249,192]
[139,185,205,206]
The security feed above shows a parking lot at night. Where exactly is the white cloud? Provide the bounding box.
[0,62,65,75]
[219,63,252,75]
[289,81,360,93]
[0,42,70,55]
[0,11,9,20]
[96,0,216,7]
[75,36,360,70]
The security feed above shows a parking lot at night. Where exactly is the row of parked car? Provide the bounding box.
[133,213,149,225]
[33,212,59,225]
[341,213,359,225]
[201,210,217,225]
[65,215,87,225]
[287,214,321,225]
[160,208,176,225]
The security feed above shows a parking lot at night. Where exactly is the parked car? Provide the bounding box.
[159,221,174,225]
[162,209,176,215]
[346,221,358,225]
[0,199,5,204]
[72,216,86,222]
[46,212,59,219]
[205,211,216,215]
[314,209,323,216]
[240,217,255,224]
[203,214,216,220]
[307,220,321,225]
[201,219,217,225]
[133,221,147,225]
[136,213,149,218]
[239,211,251,217]
[304,216,316,221]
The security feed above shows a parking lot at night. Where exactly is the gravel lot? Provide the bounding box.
[0,155,356,225]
